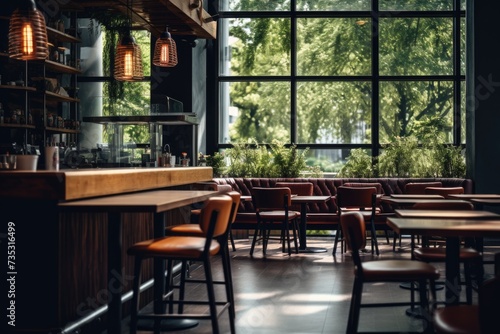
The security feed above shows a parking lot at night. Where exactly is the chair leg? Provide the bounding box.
[178,260,188,313]
[203,257,220,334]
[229,230,236,251]
[464,260,473,305]
[250,225,260,256]
[369,220,379,255]
[129,256,143,334]
[346,277,362,334]
[284,220,292,255]
[333,224,341,255]
[292,219,299,254]
[220,245,236,334]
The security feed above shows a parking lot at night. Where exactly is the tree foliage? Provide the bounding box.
[224,1,464,158]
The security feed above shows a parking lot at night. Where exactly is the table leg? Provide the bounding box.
[298,203,327,253]
[445,237,461,305]
[107,212,122,334]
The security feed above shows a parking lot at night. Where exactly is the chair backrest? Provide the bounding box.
[344,182,384,194]
[275,182,313,196]
[227,191,242,225]
[336,186,377,211]
[412,201,474,211]
[199,196,233,238]
[252,187,292,211]
[340,211,367,266]
[425,186,464,198]
[404,182,443,194]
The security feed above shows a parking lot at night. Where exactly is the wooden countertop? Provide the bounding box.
[0,167,213,200]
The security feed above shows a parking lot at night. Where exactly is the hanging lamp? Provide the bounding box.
[8,0,48,60]
[114,0,144,81]
[153,27,178,67]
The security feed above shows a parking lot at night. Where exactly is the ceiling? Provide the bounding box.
[61,0,216,39]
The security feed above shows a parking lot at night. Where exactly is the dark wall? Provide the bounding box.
[466,0,500,193]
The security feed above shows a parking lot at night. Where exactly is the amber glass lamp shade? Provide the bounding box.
[8,0,48,60]
[153,28,178,67]
[114,34,144,81]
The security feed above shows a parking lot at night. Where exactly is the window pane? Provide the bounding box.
[297,18,371,76]
[297,82,372,144]
[379,81,453,143]
[219,0,290,11]
[379,0,453,11]
[219,82,291,143]
[461,17,466,76]
[296,0,370,11]
[304,148,360,175]
[379,18,453,76]
[219,18,290,76]
[461,81,466,144]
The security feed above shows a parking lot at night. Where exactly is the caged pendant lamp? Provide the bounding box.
[8,0,49,60]
[153,27,178,67]
[114,0,144,81]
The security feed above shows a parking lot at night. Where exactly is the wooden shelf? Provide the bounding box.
[0,85,36,92]
[46,26,81,44]
[45,127,80,134]
[0,123,36,129]
[83,113,199,125]
[45,91,80,103]
[44,60,82,75]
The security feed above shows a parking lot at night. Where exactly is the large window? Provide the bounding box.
[216,0,466,172]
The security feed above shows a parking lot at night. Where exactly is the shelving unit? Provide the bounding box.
[0,14,81,154]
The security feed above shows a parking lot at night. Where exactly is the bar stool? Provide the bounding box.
[165,191,241,305]
[127,195,235,334]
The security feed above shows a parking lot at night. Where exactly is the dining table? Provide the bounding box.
[291,195,332,253]
[381,196,469,209]
[386,216,500,306]
[447,194,500,210]
[58,189,221,334]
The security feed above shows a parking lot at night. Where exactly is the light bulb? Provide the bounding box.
[22,23,34,55]
[124,51,133,77]
[160,44,170,64]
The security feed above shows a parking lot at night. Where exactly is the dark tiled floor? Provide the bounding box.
[127,236,498,334]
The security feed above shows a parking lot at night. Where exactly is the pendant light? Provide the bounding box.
[114,0,144,81]
[8,0,49,60]
[153,27,178,67]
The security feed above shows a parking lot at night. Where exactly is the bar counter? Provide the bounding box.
[0,166,213,200]
[0,167,213,333]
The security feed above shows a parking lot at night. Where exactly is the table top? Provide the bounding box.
[381,197,470,206]
[387,217,500,238]
[448,194,500,199]
[395,209,500,219]
[390,194,444,199]
[469,198,500,206]
[58,190,220,213]
[291,195,331,204]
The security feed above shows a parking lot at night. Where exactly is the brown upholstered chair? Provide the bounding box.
[250,187,300,256]
[411,201,480,305]
[275,181,313,212]
[334,186,380,255]
[165,191,241,278]
[127,195,235,334]
[424,186,465,198]
[404,182,443,194]
[341,212,439,334]
[433,274,500,334]
[190,182,238,250]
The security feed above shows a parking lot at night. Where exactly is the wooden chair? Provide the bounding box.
[433,274,500,334]
[127,195,235,334]
[334,186,380,255]
[411,201,481,305]
[424,186,465,198]
[341,211,439,334]
[250,187,300,256]
[165,191,241,282]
